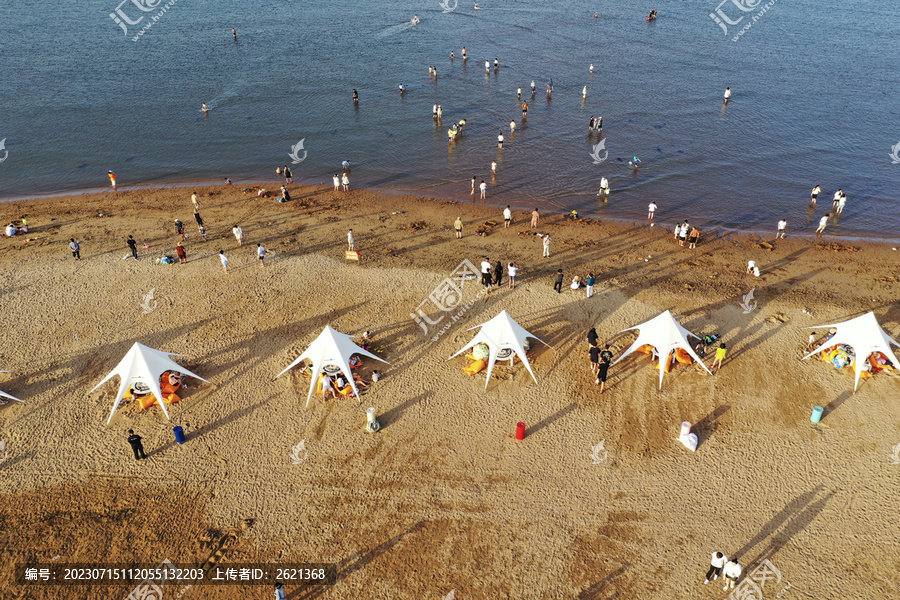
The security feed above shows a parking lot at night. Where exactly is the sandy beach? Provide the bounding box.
[0,183,898,599]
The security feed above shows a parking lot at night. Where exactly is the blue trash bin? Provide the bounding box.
[173,425,186,445]
[810,406,824,423]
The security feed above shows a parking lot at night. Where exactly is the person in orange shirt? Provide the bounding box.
[108,170,117,191]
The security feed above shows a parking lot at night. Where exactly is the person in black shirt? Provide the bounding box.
[587,327,598,347]
[126,235,138,259]
[553,269,564,293]
[589,344,600,376]
[600,345,613,364]
[127,429,147,460]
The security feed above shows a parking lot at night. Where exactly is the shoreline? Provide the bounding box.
[3,179,898,245]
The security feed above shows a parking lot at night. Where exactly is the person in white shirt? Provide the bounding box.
[274,582,286,600]
[232,225,243,246]
[507,262,518,289]
[5,223,16,237]
[542,234,551,257]
[816,213,830,235]
[723,87,731,102]
[777,219,787,238]
[347,229,355,250]
[321,374,337,399]
[497,132,504,148]
[503,205,512,228]
[333,174,340,191]
[480,258,493,294]
[746,260,756,275]
[648,202,657,220]
[341,173,350,191]
[836,194,846,214]
[704,551,727,584]
[480,180,487,200]
[810,184,821,205]
[509,120,516,132]
[492,161,498,175]
[832,189,843,208]
[722,558,742,590]
[218,250,229,274]
[485,60,490,71]
[432,104,438,118]
[256,243,266,267]
[599,177,609,196]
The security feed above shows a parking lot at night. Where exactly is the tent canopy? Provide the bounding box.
[91,342,207,426]
[803,311,900,391]
[611,310,712,390]
[276,326,388,407]
[0,370,24,403]
[450,310,550,389]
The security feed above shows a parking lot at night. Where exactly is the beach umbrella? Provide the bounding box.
[803,312,900,391]
[611,310,711,390]
[91,342,207,426]
[450,310,550,388]
[276,326,388,407]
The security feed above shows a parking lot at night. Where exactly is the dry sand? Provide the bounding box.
[0,183,898,599]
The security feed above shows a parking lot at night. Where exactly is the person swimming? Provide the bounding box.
[474,2,480,10]
[201,102,208,112]
[450,51,455,59]
[412,14,420,24]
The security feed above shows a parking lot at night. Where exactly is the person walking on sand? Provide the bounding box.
[542,234,551,257]
[333,174,340,191]
[503,205,512,228]
[777,219,787,239]
[176,242,187,264]
[810,184,821,205]
[191,192,200,210]
[710,343,727,372]
[589,343,601,377]
[689,226,701,249]
[587,327,599,348]
[648,202,657,221]
[508,262,518,288]
[347,229,356,250]
[342,173,350,191]
[127,429,147,460]
[596,350,611,392]
[480,180,487,200]
[704,552,727,584]
[585,273,595,298]
[175,219,186,241]
[274,582,287,600]
[553,269,564,294]
[257,243,267,267]
[816,213,830,235]
[480,258,493,295]
[722,557,742,590]
[232,224,244,246]
[126,235,138,260]
[218,249,229,273]
[69,238,81,260]
[493,260,503,286]
[108,170,117,191]
[454,216,463,238]
[531,208,540,228]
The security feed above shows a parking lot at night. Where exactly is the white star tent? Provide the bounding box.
[276,326,388,407]
[91,342,207,426]
[611,310,711,390]
[450,310,550,388]
[803,311,900,391]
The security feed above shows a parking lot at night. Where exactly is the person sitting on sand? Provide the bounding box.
[4,223,15,237]
[571,275,585,289]
[321,374,338,400]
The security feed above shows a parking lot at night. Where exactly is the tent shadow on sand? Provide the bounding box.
[287,521,428,600]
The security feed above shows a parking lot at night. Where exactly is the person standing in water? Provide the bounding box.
[810,184,821,205]
[530,80,536,94]
[485,59,490,71]
[462,47,467,59]
[522,101,528,118]
[108,170,117,191]
[510,120,516,132]
[201,102,208,112]
[232,28,236,39]
[582,86,587,99]
[497,132,504,148]
[723,87,731,102]
[353,89,359,103]
[494,58,499,69]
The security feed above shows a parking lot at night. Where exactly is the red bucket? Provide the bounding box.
[515,422,526,440]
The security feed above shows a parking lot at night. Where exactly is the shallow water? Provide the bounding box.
[1,0,898,236]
